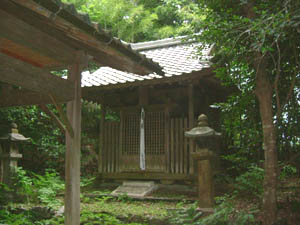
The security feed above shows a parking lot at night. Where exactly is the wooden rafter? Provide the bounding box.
[0,52,74,100]
[0,9,75,68]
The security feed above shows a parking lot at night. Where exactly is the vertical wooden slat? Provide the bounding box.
[113,122,117,172]
[175,118,179,173]
[188,84,194,174]
[119,111,123,172]
[108,122,113,173]
[103,122,108,173]
[165,107,170,173]
[115,122,120,172]
[99,106,106,173]
[183,117,188,174]
[179,117,184,174]
[170,118,174,173]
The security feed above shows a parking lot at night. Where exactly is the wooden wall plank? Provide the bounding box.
[175,118,179,174]
[119,111,124,172]
[170,118,174,173]
[183,118,188,174]
[165,107,170,173]
[99,107,106,173]
[179,118,184,174]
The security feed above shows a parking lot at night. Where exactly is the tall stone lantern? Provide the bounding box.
[0,123,29,187]
[185,114,221,212]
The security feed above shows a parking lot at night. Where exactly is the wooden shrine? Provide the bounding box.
[0,1,161,224]
[82,37,231,183]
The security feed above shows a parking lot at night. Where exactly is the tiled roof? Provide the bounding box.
[82,37,212,88]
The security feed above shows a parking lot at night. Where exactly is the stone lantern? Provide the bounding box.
[0,123,29,187]
[185,114,221,212]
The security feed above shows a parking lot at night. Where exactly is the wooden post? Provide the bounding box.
[65,52,87,225]
[99,105,106,173]
[188,84,194,174]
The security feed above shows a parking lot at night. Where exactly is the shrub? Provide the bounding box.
[234,165,264,198]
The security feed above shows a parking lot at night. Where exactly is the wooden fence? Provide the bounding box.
[99,117,194,175]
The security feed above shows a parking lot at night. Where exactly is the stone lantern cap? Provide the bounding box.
[0,123,30,142]
[185,114,221,139]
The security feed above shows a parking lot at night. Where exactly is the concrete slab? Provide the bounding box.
[111,181,158,198]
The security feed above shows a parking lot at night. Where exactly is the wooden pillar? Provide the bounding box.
[99,105,106,173]
[188,84,194,174]
[65,52,87,225]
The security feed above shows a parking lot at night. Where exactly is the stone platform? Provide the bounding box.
[111,181,158,198]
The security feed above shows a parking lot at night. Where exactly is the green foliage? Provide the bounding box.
[13,167,34,203]
[32,169,64,209]
[234,165,264,198]
[279,163,297,180]
[62,0,202,42]
[169,197,256,225]
[0,208,33,225]
[117,193,133,203]
[80,210,122,225]
[12,167,64,209]
[0,105,65,173]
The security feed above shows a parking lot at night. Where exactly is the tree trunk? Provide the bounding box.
[255,56,278,225]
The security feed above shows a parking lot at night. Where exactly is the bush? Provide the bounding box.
[12,167,64,209]
[32,169,64,209]
[234,165,264,198]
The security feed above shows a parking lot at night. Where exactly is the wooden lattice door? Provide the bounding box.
[120,110,165,172]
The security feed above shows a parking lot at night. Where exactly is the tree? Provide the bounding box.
[192,0,300,224]
[62,0,201,42]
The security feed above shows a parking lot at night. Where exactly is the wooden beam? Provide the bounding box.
[0,9,75,68]
[0,52,74,101]
[0,88,59,107]
[65,52,87,225]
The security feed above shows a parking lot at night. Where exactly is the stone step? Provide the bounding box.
[111,181,158,198]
